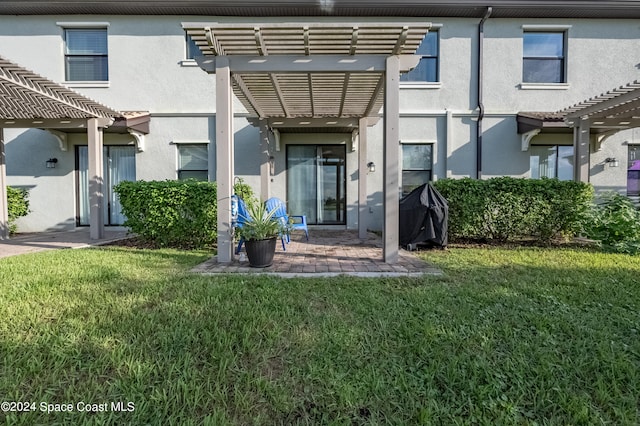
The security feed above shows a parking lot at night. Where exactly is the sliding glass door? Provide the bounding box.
[287,145,346,225]
[77,145,136,226]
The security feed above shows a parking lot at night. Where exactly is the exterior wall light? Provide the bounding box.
[367,161,376,173]
[46,158,58,168]
[605,157,619,168]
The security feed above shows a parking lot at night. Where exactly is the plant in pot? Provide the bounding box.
[235,202,288,268]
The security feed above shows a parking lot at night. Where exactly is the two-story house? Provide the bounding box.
[1,1,639,262]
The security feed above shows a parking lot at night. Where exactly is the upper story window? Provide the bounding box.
[64,28,108,82]
[523,31,566,83]
[186,35,200,60]
[401,31,439,83]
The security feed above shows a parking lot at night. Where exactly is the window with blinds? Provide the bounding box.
[64,28,108,81]
[178,144,209,181]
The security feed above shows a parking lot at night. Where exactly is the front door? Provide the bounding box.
[286,145,346,225]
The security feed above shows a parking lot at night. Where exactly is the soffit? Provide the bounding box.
[183,23,430,119]
[3,1,640,19]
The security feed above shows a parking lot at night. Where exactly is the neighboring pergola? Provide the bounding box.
[182,22,430,263]
[562,80,640,182]
[517,80,640,182]
[0,55,147,240]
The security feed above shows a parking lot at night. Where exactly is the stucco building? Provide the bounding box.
[1,1,639,262]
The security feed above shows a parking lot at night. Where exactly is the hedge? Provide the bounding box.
[7,186,30,234]
[432,177,594,242]
[114,179,256,249]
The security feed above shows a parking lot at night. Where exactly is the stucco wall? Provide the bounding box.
[1,14,639,232]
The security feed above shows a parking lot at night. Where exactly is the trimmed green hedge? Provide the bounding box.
[114,179,256,249]
[433,177,594,242]
[7,186,30,234]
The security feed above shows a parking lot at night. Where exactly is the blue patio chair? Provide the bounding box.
[265,197,309,247]
[231,195,250,255]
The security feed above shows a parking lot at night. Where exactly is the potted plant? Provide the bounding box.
[235,202,287,267]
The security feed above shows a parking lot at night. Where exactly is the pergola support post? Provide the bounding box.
[88,118,105,240]
[259,119,271,201]
[383,56,400,263]
[216,56,235,263]
[358,117,368,240]
[574,117,591,182]
[0,128,9,240]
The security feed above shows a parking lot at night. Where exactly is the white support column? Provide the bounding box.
[88,118,105,240]
[358,117,368,240]
[574,117,591,182]
[445,110,453,178]
[216,57,235,263]
[0,128,9,240]
[383,56,400,263]
[259,119,271,201]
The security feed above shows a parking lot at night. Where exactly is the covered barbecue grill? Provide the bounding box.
[399,183,448,250]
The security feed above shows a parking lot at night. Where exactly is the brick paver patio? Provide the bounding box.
[192,230,442,278]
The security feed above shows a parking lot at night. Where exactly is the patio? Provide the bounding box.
[192,230,442,278]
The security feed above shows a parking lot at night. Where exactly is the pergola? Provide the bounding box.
[182,22,430,263]
[0,55,145,240]
[562,80,640,182]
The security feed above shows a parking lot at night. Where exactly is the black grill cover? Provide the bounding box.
[399,183,448,248]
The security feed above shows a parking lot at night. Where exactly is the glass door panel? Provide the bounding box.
[287,144,346,225]
[287,145,317,224]
[77,145,136,226]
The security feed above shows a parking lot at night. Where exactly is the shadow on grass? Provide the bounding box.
[1,247,640,424]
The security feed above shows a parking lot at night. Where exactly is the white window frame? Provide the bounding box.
[400,141,434,195]
[520,25,571,90]
[181,34,201,67]
[57,22,110,88]
[173,141,210,181]
[400,24,442,89]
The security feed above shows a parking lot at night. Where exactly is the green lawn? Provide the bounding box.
[1,245,639,425]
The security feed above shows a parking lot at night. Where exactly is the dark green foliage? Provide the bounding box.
[114,180,217,248]
[584,192,640,254]
[114,179,258,249]
[7,186,30,234]
[433,177,593,242]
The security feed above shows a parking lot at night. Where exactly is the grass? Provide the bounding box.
[0,245,639,425]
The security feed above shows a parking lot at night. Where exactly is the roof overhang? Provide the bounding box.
[3,1,640,19]
[183,22,430,122]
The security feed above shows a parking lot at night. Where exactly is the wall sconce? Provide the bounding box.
[46,158,58,168]
[367,162,376,173]
[605,157,619,168]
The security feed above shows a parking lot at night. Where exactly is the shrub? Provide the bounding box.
[114,179,257,249]
[433,177,593,242]
[584,192,640,254]
[7,186,30,234]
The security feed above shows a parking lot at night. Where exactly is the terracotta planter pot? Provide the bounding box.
[244,237,277,268]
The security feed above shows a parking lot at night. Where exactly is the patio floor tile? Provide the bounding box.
[192,230,442,278]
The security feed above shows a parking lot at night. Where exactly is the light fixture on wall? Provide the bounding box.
[269,155,275,176]
[367,161,376,173]
[605,157,619,168]
[46,158,58,168]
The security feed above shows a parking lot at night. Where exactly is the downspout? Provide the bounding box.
[476,6,492,179]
